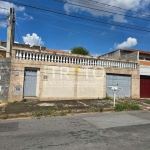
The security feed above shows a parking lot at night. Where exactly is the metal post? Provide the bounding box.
[114,90,116,107]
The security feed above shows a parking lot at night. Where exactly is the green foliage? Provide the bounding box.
[2,114,8,120]
[71,47,89,55]
[114,101,140,112]
[57,111,67,116]
[32,109,55,117]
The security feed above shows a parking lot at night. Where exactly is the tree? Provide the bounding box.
[71,47,90,55]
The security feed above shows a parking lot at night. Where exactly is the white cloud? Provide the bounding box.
[115,37,138,49]
[110,26,115,30]
[22,33,44,46]
[0,1,25,28]
[0,1,25,15]
[23,13,33,20]
[17,13,33,21]
[64,0,150,23]
[113,15,128,23]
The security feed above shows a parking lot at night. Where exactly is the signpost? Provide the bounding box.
[108,85,122,107]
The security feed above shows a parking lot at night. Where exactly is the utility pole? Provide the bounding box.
[6,8,15,58]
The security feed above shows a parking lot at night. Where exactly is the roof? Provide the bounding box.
[99,49,150,57]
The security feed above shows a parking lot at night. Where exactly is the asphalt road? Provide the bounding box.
[0,111,150,150]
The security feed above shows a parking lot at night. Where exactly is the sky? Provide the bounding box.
[0,0,150,56]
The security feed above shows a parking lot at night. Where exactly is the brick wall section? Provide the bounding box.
[0,57,11,102]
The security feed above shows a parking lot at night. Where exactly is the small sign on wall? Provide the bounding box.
[14,72,19,76]
[14,87,21,93]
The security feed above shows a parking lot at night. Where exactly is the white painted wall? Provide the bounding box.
[140,65,150,75]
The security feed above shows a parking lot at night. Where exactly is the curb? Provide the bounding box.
[0,108,115,120]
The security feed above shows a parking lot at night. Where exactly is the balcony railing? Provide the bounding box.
[15,50,138,69]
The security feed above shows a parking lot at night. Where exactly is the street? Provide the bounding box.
[0,111,150,150]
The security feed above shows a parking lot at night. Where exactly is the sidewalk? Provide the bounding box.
[0,99,113,119]
[0,99,149,120]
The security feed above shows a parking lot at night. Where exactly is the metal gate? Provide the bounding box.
[24,69,37,97]
[140,75,150,98]
[106,74,131,98]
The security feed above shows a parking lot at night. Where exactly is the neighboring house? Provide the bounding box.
[5,43,139,102]
[0,43,11,102]
[99,49,150,98]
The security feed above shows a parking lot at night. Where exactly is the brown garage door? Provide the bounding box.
[140,75,150,98]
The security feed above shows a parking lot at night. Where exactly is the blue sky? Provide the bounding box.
[0,0,150,56]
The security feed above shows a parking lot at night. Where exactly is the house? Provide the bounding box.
[0,8,140,102]
[2,43,138,102]
[100,49,150,98]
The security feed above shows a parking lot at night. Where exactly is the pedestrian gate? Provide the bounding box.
[24,69,37,97]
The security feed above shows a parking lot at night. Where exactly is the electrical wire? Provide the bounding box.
[72,0,150,17]
[54,0,150,22]
[15,22,22,43]
[0,16,8,26]
[18,9,150,39]
[1,0,150,33]
[15,14,150,48]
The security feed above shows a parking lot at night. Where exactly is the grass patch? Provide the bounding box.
[2,114,8,120]
[89,106,103,112]
[32,109,55,117]
[143,100,150,104]
[114,101,140,112]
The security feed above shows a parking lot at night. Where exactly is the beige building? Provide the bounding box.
[7,44,139,102]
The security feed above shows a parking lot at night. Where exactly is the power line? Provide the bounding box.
[76,0,150,17]
[0,6,9,10]
[0,16,9,26]
[54,0,150,22]
[17,15,150,47]
[1,0,150,33]
[16,13,150,48]
[15,22,22,43]
[16,8,150,39]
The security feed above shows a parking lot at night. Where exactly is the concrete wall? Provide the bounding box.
[99,50,120,59]
[121,51,139,61]
[140,65,150,76]
[8,47,140,102]
[9,58,105,101]
[0,57,11,102]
